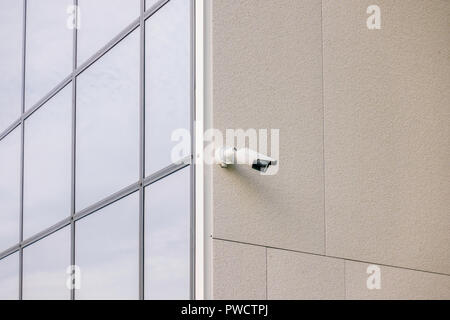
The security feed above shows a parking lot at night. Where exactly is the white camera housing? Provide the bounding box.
[215,147,278,173]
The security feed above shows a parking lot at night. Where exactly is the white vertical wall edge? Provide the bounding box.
[194,0,205,300]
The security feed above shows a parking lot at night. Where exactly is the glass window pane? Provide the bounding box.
[145,0,191,175]
[0,252,19,300]
[0,0,23,132]
[75,192,139,300]
[23,227,70,300]
[0,128,21,252]
[145,167,190,300]
[25,0,73,110]
[23,86,72,238]
[77,0,140,65]
[76,31,139,211]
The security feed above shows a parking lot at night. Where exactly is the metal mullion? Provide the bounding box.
[18,120,24,301]
[144,0,170,21]
[0,246,20,262]
[74,182,141,222]
[74,19,140,78]
[21,218,72,249]
[22,76,72,122]
[0,120,21,142]
[70,0,78,301]
[18,0,27,301]
[143,159,191,188]
[139,0,146,300]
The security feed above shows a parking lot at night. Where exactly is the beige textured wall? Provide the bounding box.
[208,0,450,299]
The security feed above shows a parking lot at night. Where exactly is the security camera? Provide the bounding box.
[215,147,278,173]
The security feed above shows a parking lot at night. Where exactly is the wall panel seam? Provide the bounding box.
[320,0,326,257]
[212,237,450,277]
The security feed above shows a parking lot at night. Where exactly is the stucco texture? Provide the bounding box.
[209,0,450,299]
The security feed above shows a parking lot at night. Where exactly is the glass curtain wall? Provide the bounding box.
[0,0,193,300]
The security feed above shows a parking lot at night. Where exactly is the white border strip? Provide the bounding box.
[194,0,205,300]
